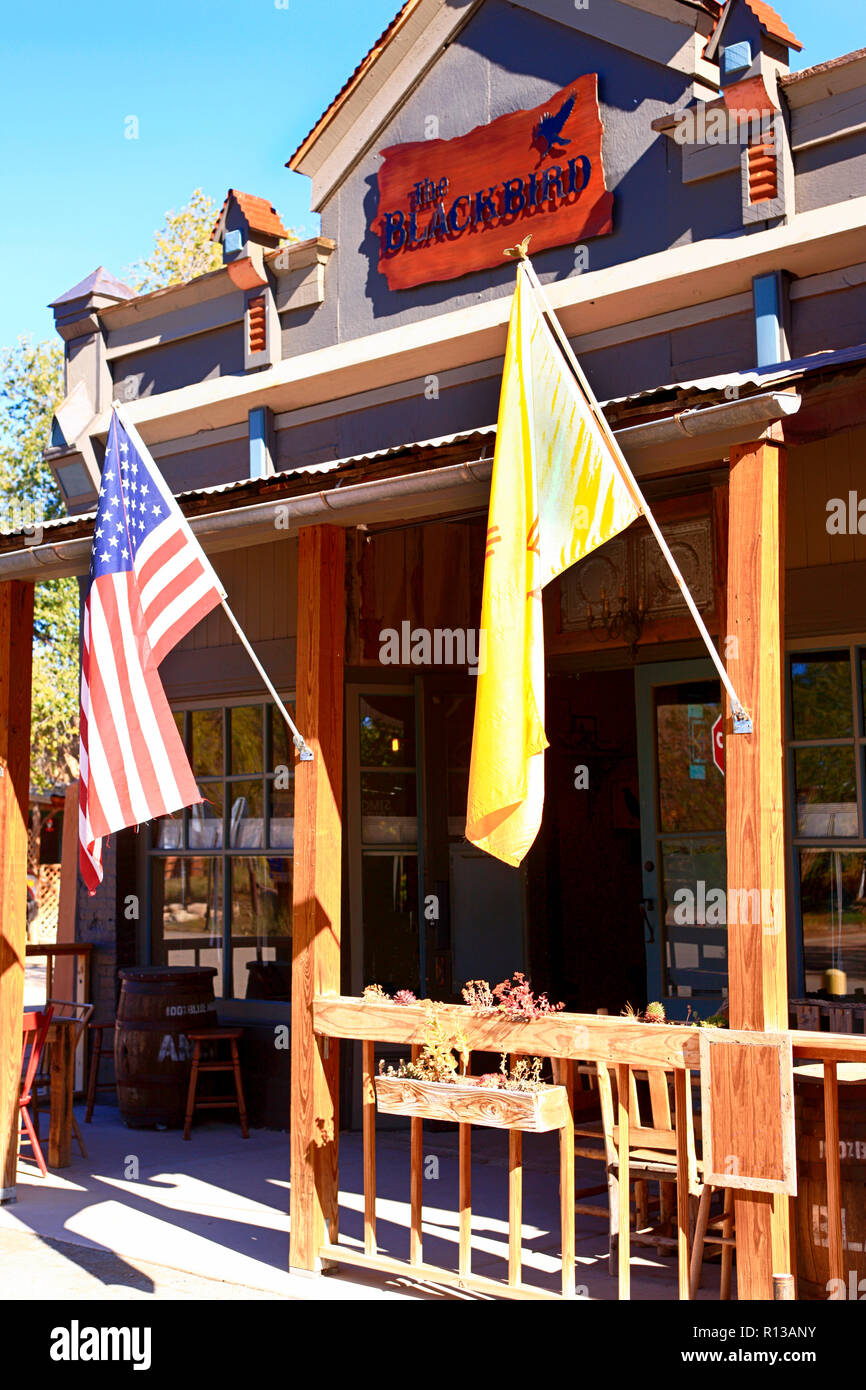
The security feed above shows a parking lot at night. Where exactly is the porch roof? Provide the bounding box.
[5,342,865,580]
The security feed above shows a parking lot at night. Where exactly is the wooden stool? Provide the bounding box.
[184,1029,249,1140]
[85,1021,115,1123]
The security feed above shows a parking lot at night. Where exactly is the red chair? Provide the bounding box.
[20,1008,54,1177]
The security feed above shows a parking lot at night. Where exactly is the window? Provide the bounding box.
[358,693,419,994]
[653,682,726,1001]
[149,704,293,1001]
[789,649,866,995]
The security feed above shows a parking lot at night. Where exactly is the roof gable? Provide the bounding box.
[212,190,287,243]
[49,266,133,308]
[288,0,723,211]
[705,0,802,60]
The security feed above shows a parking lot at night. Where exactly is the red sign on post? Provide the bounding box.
[712,713,725,776]
[373,74,614,290]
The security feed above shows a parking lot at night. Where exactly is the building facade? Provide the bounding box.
[4,0,866,1126]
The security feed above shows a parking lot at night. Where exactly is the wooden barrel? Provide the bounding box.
[794,1063,866,1300]
[115,966,218,1127]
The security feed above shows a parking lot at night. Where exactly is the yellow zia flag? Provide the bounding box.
[466,263,642,866]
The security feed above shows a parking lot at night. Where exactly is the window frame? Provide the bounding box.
[785,638,866,995]
[145,699,295,1006]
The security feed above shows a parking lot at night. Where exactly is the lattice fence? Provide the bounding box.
[31,863,62,943]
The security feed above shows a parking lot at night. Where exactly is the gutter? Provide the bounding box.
[0,389,801,583]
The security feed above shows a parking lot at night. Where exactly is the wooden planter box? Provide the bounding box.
[374,1074,568,1132]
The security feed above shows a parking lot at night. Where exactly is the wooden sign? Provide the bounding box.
[699,1029,797,1195]
[374,74,614,290]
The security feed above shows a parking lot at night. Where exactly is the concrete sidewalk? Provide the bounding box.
[1,1105,717,1301]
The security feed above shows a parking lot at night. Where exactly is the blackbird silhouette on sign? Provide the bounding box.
[531,93,576,164]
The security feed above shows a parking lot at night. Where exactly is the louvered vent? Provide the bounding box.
[248,294,267,355]
[748,137,778,204]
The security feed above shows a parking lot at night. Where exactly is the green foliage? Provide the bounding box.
[31,577,81,790]
[3,189,299,791]
[0,336,65,520]
[0,336,78,790]
[124,188,224,294]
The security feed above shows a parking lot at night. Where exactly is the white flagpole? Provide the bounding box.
[219,600,313,760]
[517,257,751,732]
[111,402,314,760]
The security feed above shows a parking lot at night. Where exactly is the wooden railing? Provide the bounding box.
[314,996,704,1300]
[312,997,866,1302]
[790,1030,866,1300]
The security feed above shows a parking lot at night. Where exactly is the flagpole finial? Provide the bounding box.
[504,235,532,261]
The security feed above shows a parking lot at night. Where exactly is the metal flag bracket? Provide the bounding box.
[732,708,753,735]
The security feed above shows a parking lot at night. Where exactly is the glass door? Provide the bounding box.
[347,686,421,997]
[636,660,727,1020]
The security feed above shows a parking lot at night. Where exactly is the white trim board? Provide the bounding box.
[93,197,866,448]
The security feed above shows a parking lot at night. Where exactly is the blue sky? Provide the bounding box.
[2,0,861,351]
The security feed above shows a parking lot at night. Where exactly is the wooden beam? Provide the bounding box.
[0,580,34,1202]
[289,525,345,1271]
[725,439,792,1298]
[53,781,81,1003]
[313,995,703,1068]
[617,1064,631,1300]
[823,1062,844,1294]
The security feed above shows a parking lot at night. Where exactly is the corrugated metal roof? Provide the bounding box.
[602,342,866,406]
[5,427,497,540]
[6,347,862,545]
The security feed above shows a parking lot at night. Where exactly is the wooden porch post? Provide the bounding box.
[726,439,792,1298]
[0,580,34,1202]
[289,525,345,1271]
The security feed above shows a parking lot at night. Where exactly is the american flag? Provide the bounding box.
[79,408,226,892]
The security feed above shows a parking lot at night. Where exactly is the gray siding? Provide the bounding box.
[157,439,250,493]
[792,283,866,357]
[282,0,742,357]
[112,323,244,399]
[794,130,866,214]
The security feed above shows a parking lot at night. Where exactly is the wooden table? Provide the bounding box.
[23,1012,78,1170]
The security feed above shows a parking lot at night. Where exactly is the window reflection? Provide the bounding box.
[230,705,263,775]
[361,772,417,843]
[190,784,224,848]
[270,779,294,849]
[444,694,474,838]
[800,850,866,994]
[362,852,419,995]
[791,652,853,740]
[228,780,265,848]
[149,703,293,1000]
[190,708,223,777]
[359,695,416,767]
[655,689,724,833]
[794,747,857,837]
[152,856,224,997]
[230,857,292,1000]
